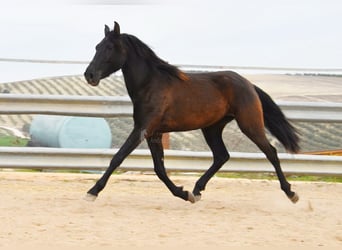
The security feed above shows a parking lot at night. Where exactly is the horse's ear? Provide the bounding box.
[104,25,110,36]
[114,21,120,35]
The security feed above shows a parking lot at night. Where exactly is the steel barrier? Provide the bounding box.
[0,94,341,174]
[1,94,342,122]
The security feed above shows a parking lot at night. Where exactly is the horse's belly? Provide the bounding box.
[160,102,228,132]
[159,80,231,132]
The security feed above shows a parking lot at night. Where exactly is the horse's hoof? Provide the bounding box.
[194,194,201,202]
[289,192,299,204]
[84,193,97,202]
[187,192,201,204]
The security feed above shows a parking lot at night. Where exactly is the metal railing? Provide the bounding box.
[1,57,342,74]
[0,94,341,175]
[1,94,342,122]
[0,147,341,175]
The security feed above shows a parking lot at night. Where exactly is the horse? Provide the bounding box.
[84,21,300,204]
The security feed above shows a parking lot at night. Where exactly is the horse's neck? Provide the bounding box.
[121,56,152,100]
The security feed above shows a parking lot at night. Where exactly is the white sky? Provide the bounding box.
[0,0,342,82]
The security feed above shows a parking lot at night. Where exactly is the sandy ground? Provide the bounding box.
[0,172,341,248]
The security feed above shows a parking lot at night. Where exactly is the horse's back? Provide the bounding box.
[158,70,260,132]
[186,70,259,105]
[185,70,253,90]
[187,70,263,123]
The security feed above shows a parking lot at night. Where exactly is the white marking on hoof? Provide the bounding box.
[195,195,201,202]
[289,192,299,203]
[187,192,201,203]
[84,193,97,202]
[187,192,196,203]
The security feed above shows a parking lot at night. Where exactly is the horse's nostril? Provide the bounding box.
[84,71,94,80]
[84,70,100,86]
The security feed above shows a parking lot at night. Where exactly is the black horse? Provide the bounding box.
[84,22,300,204]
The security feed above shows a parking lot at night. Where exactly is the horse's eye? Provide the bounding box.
[106,44,114,50]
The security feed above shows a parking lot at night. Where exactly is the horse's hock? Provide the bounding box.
[29,115,112,148]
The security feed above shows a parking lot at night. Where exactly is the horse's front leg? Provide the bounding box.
[147,133,191,202]
[85,128,144,201]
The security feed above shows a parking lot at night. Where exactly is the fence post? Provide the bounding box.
[162,133,170,149]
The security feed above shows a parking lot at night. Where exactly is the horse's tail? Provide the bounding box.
[254,85,300,153]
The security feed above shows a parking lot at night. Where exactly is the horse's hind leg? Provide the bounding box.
[192,118,231,203]
[236,110,299,203]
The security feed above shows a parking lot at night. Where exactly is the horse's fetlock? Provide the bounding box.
[281,182,291,193]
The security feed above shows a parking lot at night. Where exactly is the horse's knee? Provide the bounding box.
[222,152,230,163]
[215,151,230,165]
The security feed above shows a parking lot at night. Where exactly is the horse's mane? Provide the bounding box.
[122,34,188,81]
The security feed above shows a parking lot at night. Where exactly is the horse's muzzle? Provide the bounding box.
[84,70,101,86]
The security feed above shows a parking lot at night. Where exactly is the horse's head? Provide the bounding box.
[84,22,126,86]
